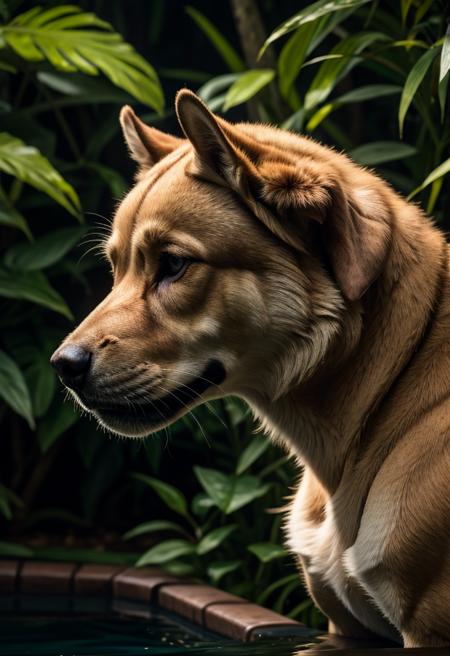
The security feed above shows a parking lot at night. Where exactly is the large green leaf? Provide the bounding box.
[0,133,81,218]
[399,47,440,137]
[0,5,163,112]
[408,157,450,199]
[0,266,72,318]
[4,227,86,271]
[135,539,196,567]
[262,0,372,52]
[0,350,34,427]
[132,473,190,520]
[185,6,244,73]
[223,69,275,111]
[305,32,387,110]
[350,141,417,166]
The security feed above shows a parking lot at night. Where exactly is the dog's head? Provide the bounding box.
[51,90,392,437]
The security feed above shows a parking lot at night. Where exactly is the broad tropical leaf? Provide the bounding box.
[0,350,34,427]
[0,133,81,218]
[223,69,275,111]
[262,0,372,52]
[399,46,440,136]
[0,5,163,112]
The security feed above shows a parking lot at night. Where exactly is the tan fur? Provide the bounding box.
[53,91,450,647]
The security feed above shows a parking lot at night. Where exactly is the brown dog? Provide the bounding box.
[51,90,450,647]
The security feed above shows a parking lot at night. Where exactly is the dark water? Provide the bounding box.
[0,599,322,656]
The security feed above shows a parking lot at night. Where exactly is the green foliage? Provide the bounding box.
[0,0,448,632]
[0,5,163,112]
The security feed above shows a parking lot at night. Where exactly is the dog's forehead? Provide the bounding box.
[112,153,259,252]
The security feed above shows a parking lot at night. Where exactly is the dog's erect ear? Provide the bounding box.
[120,105,183,169]
[175,90,391,301]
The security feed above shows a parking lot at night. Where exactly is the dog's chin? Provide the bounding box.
[79,360,226,438]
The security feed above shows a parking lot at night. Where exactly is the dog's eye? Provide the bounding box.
[157,253,190,284]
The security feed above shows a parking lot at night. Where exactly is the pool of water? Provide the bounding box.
[0,598,322,656]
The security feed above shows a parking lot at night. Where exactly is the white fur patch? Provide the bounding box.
[287,483,399,639]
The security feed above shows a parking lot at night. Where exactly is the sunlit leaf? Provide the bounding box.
[135,539,195,566]
[0,133,81,218]
[399,46,440,137]
[0,5,163,112]
[262,0,371,52]
[350,141,417,166]
[0,350,34,427]
[185,6,244,73]
[223,69,275,111]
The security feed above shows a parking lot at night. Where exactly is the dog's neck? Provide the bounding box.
[249,197,446,498]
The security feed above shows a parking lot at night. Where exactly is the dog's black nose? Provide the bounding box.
[51,344,91,388]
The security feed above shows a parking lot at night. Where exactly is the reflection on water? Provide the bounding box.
[0,597,397,656]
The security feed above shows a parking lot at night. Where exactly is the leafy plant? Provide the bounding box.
[1,0,448,632]
[0,1,163,546]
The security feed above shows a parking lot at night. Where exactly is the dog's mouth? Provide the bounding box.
[83,359,226,436]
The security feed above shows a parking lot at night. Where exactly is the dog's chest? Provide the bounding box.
[287,492,398,639]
